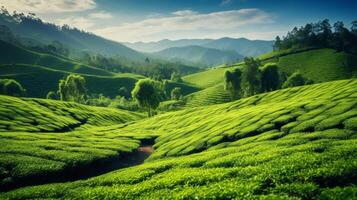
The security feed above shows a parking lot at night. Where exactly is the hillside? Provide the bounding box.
[0,64,144,98]
[0,40,113,76]
[261,48,357,83]
[153,46,243,67]
[0,12,144,59]
[181,48,357,108]
[1,79,356,199]
[0,95,146,190]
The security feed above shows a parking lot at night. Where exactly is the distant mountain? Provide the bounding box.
[202,37,274,57]
[152,45,243,67]
[123,39,212,52]
[0,12,144,60]
[124,37,274,57]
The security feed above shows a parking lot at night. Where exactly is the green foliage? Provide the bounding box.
[58,74,87,103]
[46,91,57,100]
[170,87,182,100]
[224,68,242,99]
[282,72,308,88]
[274,19,357,54]
[242,57,261,97]
[261,63,280,92]
[0,78,25,97]
[132,79,163,117]
[170,72,183,82]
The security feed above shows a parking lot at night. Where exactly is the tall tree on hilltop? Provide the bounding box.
[241,57,261,97]
[131,79,163,117]
[58,74,87,103]
[224,68,242,100]
[261,63,280,92]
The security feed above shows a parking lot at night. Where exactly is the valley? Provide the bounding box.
[0,3,356,199]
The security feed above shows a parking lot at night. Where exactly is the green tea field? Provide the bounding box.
[1,79,356,199]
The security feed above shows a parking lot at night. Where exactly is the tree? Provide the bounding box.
[273,36,282,51]
[261,63,280,92]
[0,79,26,97]
[58,74,87,103]
[351,20,357,34]
[332,21,350,52]
[170,72,183,82]
[131,79,163,117]
[241,57,261,97]
[224,68,242,100]
[282,72,307,88]
[171,87,182,100]
[46,91,57,100]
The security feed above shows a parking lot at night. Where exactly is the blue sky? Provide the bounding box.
[0,0,356,42]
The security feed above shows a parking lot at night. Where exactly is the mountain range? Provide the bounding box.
[124,37,274,57]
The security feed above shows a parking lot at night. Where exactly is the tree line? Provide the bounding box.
[274,19,357,54]
[224,57,311,100]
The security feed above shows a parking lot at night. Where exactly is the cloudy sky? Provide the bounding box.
[0,0,356,42]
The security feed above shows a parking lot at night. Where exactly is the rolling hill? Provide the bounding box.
[1,79,356,199]
[181,48,357,107]
[153,46,243,67]
[0,64,144,98]
[0,12,144,59]
[261,48,357,83]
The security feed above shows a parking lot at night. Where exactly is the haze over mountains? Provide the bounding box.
[0,11,274,68]
[125,37,273,57]
[151,45,243,67]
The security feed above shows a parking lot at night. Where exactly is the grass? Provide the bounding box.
[0,64,144,98]
[262,48,357,83]
[0,40,113,77]
[182,65,229,88]
[1,79,356,199]
[184,83,232,107]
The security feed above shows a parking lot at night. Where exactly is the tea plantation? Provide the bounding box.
[1,79,356,199]
[0,95,148,191]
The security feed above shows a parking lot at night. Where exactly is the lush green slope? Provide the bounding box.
[0,40,113,76]
[262,48,357,83]
[182,64,243,107]
[0,64,144,98]
[184,84,232,107]
[0,95,146,190]
[182,65,228,88]
[0,13,144,59]
[2,79,356,199]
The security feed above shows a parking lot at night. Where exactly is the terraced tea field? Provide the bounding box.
[0,95,151,191]
[1,79,356,199]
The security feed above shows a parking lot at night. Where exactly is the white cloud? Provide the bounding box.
[221,0,233,6]
[89,11,113,19]
[0,0,96,13]
[94,8,274,42]
[56,16,95,30]
[172,10,198,16]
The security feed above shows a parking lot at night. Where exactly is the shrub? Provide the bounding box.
[171,87,182,100]
[282,72,308,88]
[0,79,26,97]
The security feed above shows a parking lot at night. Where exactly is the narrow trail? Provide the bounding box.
[2,143,154,192]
